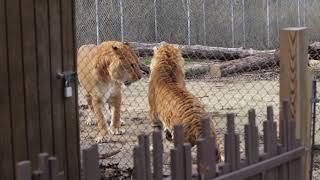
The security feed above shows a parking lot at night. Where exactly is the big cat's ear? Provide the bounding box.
[153,46,158,53]
[123,41,129,45]
[173,44,180,49]
[112,45,119,51]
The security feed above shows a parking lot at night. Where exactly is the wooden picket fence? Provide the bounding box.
[15,145,99,180]
[15,101,305,180]
[133,101,305,180]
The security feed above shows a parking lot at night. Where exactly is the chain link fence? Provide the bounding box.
[74,0,320,179]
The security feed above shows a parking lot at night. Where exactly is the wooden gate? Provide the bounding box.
[0,0,80,180]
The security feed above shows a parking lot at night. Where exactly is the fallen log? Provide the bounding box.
[209,52,279,78]
[128,42,275,61]
[309,42,320,60]
[139,63,150,74]
[138,63,210,79]
[185,65,210,79]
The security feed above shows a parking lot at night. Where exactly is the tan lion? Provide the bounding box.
[148,43,222,162]
[77,41,142,143]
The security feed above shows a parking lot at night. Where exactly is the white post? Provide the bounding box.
[202,0,206,45]
[154,0,158,42]
[231,0,235,47]
[266,0,270,48]
[303,0,306,26]
[120,0,124,42]
[186,0,191,45]
[242,0,245,48]
[297,0,301,26]
[95,0,100,45]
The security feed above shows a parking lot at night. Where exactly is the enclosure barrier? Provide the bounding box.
[15,145,99,180]
[15,101,305,180]
[133,101,305,180]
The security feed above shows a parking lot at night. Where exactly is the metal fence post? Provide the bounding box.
[186,0,191,45]
[230,0,235,48]
[242,0,245,48]
[120,0,124,42]
[95,0,100,45]
[154,0,158,42]
[202,0,206,45]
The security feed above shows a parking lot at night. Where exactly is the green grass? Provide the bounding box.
[141,57,193,65]
[141,57,152,65]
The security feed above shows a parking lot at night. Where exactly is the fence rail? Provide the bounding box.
[133,101,304,180]
[15,145,99,180]
[15,101,305,180]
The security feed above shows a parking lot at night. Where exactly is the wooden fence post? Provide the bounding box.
[279,27,311,180]
[82,144,100,180]
[16,161,32,180]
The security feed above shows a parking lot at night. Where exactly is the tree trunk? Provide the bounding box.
[139,63,210,79]
[128,42,275,61]
[209,53,280,78]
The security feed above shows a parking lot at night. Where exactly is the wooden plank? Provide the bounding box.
[197,136,216,180]
[82,144,100,180]
[207,136,217,178]
[288,121,297,150]
[58,172,65,180]
[214,147,305,180]
[244,109,259,180]
[16,161,32,180]
[138,134,147,180]
[279,27,311,180]
[48,0,66,172]
[173,124,184,179]
[133,146,143,180]
[61,0,81,179]
[183,143,192,180]
[264,106,278,157]
[171,148,184,180]
[245,109,259,165]
[288,121,298,180]
[200,117,211,138]
[225,114,240,171]
[197,138,208,179]
[0,0,14,179]
[48,157,60,180]
[34,0,53,155]
[32,170,43,180]
[38,153,49,180]
[6,0,28,164]
[279,101,289,180]
[20,0,41,168]
[152,129,163,180]
[263,106,278,180]
[173,124,183,147]
[280,101,289,152]
[143,134,152,180]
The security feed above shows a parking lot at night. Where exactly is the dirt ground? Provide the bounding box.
[77,66,320,179]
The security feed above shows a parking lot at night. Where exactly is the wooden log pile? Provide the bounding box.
[128,42,275,61]
[132,42,282,78]
[209,51,279,78]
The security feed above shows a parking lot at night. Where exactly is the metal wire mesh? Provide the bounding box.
[74,0,320,179]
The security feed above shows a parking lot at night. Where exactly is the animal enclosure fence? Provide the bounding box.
[74,0,320,179]
[75,0,320,50]
[15,102,305,180]
[134,103,304,180]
